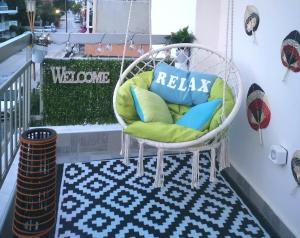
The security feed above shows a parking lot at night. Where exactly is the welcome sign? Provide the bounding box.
[43,59,132,125]
[50,66,110,84]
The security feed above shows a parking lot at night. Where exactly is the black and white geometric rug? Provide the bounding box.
[55,153,270,238]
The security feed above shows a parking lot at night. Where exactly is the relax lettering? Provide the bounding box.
[156,71,211,92]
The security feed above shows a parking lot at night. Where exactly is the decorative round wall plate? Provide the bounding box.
[281,30,300,73]
[291,151,300,185]
[244,5,260,36]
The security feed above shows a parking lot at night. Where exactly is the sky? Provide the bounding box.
[151,0,196,35]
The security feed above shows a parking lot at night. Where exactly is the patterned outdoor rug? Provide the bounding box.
[55,153,270,238]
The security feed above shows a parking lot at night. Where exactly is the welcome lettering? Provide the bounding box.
[50,66,110,84]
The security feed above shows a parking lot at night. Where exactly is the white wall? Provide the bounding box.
[152,0,196,35]
[196,0,300,236]
[93,0,149,34]
[194,0,221,50]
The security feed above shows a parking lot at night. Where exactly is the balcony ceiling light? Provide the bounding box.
[65,42,72,53]
[105,43,112,51]
[96,43,103,52]
[137,45,144,56]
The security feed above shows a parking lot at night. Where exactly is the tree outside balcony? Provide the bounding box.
[71,2,82,15]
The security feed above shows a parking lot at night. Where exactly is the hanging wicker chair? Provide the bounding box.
[113,43,243,188]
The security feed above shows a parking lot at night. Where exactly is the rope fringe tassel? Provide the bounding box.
[136,142,144,177]
[191,150,200,189]
[210,148,216,182]
[219,138,230,171]
[224,138,231,168]
[123,134,130,166]
[154,149,164,188]
[120,130,124,156]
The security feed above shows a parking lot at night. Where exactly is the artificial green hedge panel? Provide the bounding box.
[42,59,133,125]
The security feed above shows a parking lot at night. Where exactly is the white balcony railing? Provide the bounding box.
[0,32,32,189]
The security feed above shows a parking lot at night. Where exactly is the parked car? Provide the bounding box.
[34,27,45,34]
[44,25,56,32]
[74,17,80,23]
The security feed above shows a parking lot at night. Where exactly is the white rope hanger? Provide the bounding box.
[119,0,134,79]
[222,0,234,122]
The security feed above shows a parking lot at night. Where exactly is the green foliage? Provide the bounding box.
[53,0,73,12]
[31,89,40,116]
[9,25,18,32]
[165,26,196,44]
[71,3,82,14]
[16,25,26,35]
[8,24,25,36]
[37,2,60,26]
[42,59,133,126]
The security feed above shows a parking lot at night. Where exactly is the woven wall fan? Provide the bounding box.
[244,5,260,42]
[247,83,271,144]
[291,151,300,185]
[281,30,300,81]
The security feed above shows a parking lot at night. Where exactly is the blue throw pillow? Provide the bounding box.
[176,99,222,130]
[150,63,192,105]
[189,71,217,105]
[150,63,217,106]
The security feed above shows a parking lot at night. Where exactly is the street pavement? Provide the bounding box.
[0,50,27,87]
[47,12,81,58]
[57,11,81,33]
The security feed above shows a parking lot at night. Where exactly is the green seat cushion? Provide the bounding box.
[208,79,235,130]
[167,103,190,121]
[124,121,207,143]
[116,71,153,124]
[130,85,173,124]
[116,72,234,143]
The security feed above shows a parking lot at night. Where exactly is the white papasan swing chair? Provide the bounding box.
[113,0,242,188]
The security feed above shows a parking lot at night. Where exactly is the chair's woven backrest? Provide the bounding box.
[113,43,242,148]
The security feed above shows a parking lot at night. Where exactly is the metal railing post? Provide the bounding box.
[4,93,8,169]
[9,87,13,159]
[28,64,32,126]
[14,80,18,154]
[0,101,2,184]
[23,70,26,131]
[18,75,22,136]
